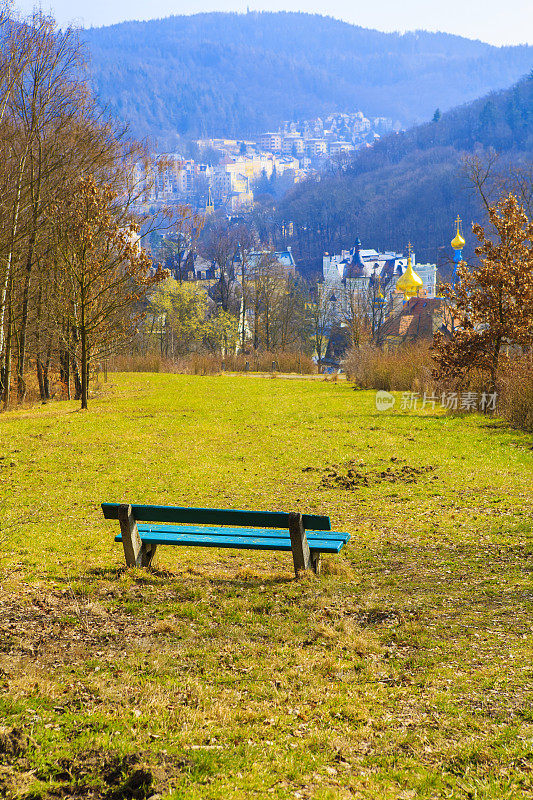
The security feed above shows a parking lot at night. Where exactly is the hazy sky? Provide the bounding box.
[13,0,533,46]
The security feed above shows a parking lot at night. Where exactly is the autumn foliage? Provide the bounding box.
[433,194,533,390]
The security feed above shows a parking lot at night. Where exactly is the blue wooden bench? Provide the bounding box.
[101,503,350,576]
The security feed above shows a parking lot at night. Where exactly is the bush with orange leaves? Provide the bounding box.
[433,194,533,392]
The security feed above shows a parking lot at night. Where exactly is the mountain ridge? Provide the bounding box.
[82,12,533,145]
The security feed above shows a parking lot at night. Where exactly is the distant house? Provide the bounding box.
[270,247,296,276]
[233,247,296,277]
[377,297,451,349]
[181,252,220,283]
[323,240,436,299]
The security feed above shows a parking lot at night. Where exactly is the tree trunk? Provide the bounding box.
[2,285,13,410]
[35,285,45,400]
[0,151,27,366]
[70,324,82,400]
[71,353,82,400]
[81,322,88,409]
[36,358,45,401]
[43,344,52,401]
[265,298,270,351]
[240,262,246,352]
[16,244,35,400]
[17,149,41,402]
[60,347,70,397]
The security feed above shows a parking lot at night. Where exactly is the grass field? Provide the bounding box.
[0,373,532,800]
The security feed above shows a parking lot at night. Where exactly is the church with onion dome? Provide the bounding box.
[450,215,466,285]
[319,224,465,360]
[377,222,467,349]
[321,237,437,326]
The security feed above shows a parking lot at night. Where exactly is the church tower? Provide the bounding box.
[205,186,214,215]
[395,243,423,301]
[451,215,466,285]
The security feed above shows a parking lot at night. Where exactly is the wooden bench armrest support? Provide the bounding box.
[118,503,157,568]
[288,512,321,577]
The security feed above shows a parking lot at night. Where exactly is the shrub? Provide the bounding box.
[181,351,316,375]
[343,343,434,392]
[497,354,533,432]
[108,351,316,375]
[107,354,178,373]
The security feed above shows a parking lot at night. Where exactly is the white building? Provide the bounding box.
[329,141,356,155]
[306,138,328,157]
[322,239,437,323]
[233,247,296,278]
[281,134,305,155]
[259,132,282,152]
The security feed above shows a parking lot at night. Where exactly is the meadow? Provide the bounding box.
[0,373,531,800]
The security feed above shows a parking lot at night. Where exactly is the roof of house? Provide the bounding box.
[379,297,446,341]
[236,249,296,272]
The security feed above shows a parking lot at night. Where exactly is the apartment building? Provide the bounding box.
[259,132,282,152]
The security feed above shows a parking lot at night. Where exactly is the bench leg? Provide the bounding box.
[311,552,321,575]
[288,512,314,577]
[140,543,157,568]
[118,503,143,567]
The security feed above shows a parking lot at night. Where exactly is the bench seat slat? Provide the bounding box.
[114,531,346,554]
[136,523,350,543]
[102,503,331,531]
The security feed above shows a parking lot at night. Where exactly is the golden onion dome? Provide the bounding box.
[396,256,423,299]
[451,216,466,250]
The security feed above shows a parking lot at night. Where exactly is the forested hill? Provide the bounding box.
[83,12,533,145]
[275,75,533,274]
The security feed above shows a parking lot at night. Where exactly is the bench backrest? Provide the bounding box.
[101,503,331,531]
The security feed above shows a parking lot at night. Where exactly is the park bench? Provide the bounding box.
[101,503,350,576]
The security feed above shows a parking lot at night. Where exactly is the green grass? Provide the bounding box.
[0,373,532,799]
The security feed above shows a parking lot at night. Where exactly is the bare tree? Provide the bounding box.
[53,176,166,408]
[464,152,533,223]
[233,225,259,351]
[160,206,204,283]
[0,6,172,409]
[307,282,336,370]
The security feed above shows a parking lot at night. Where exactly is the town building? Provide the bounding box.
[281,134,305,155]
[329,141,356,156]
[259,132,282,152]
[233,247,296,278]
[305,138,328,157]
[322,239,437,322]
[375,218,467,348]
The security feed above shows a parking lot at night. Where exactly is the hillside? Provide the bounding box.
[275,75,533,273]
[83,12,533,145]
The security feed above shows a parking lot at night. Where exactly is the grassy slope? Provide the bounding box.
[0,373,532,799]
